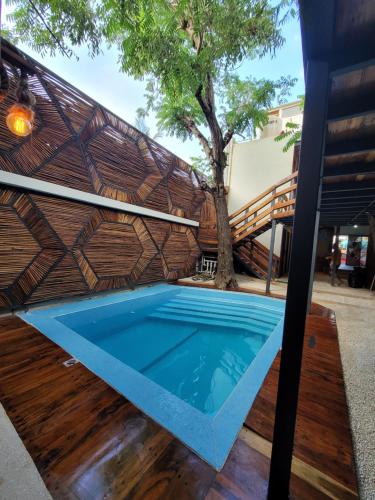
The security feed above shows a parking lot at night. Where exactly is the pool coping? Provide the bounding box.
[18,284,284,470]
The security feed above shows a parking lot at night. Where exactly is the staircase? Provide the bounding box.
[229,171,297,278]
[233,239,280,279]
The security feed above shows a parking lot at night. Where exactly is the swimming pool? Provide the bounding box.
[19,284,285,469]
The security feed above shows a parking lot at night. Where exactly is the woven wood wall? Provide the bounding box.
[0,45,216,310]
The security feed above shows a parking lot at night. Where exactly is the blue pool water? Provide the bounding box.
[19,284,284,469]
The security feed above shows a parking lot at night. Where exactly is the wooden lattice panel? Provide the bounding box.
[0,58,208,221]
[0,206,40,288]
[0,41,218,310]
[0,188,201,310]
[88,128,147,192]
[148,141,174,176]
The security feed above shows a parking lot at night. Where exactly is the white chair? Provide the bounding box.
[196,255,218,278]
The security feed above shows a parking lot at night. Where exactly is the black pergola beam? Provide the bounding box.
[320,200,374,207]
[321,214,371,219]
[327,107,375,124]
[321,209,371,215]
[325,137,375,157]
[327,96,375,123]
[320,217,370,221]
[321,201,373,208]
[323,161,375,178]
[321,221,366,225]
[322,208,375,217]
[321,219,365,224]
[321,213,370,219]
[321,209,367,214]
[321,220,369,225]
[321,191,375,200]
[329,45,375,72]
[322,206,375,213]
[321,217,365,222]
[322,201,375,209]
[330,57,375,77]
[321,213,370,220]
[321,195,375,202]
[320,216,367,219]
[322,180,375,193]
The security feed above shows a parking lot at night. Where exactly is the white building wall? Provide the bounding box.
[226,136,295,256]
[225,101,303,256]
[257,105,303,140]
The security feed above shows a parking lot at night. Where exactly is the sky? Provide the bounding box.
[6,9,304,164]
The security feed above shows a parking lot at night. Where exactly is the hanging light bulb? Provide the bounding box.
[6,70,36,137]
[6,103,34,136]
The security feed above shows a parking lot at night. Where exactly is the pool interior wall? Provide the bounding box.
[19,284,285,470]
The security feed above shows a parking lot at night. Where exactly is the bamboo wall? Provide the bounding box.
[0,44,216,310]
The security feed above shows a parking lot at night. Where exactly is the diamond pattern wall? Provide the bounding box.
[0,42,217,310]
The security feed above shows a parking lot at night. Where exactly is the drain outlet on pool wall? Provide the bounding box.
[63,358,79,367]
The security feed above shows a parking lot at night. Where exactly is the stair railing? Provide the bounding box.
[229,171,298,244]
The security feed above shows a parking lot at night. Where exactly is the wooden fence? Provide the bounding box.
[0,41,215,310]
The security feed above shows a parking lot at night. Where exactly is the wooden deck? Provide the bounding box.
[0,303,358,499]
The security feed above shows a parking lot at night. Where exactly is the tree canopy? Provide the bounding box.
[4,0,298,288]
[5,0,297,174]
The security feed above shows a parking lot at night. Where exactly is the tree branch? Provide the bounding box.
[199,179,214,194]
[179,13,204,53]
[180,116,212,161]
[223,129,234,147]
[195,84,210,115]
[195,77,226,168]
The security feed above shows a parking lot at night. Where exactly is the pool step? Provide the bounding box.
[160,303,277,332]
[149,309,271,336]
[175,293,283,318]
[166,299,279,326]
[141,327,199,374]
[173,296,282,317]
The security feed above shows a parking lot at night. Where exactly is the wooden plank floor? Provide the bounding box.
[0,304,358,499]
[246,303,358,494]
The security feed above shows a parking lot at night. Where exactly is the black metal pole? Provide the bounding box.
[266,219,277,294]
[267,59,330,498]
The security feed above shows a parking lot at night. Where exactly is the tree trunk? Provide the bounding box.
[194,76,237,289]
[213,165,238,289]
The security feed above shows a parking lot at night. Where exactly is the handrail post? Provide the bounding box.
[266,218,277,293]
[265,188,276,293]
